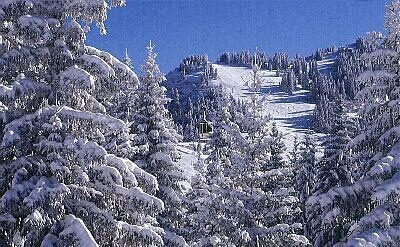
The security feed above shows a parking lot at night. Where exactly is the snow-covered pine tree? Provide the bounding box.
[184,144,208,245]
[236,59,274,245]
[268,123,287,171]
[0,1,166,246]
[289,136,300,166]
[295,134,317,238]
[183,143,242,247]
[183,98,198,141]
[189,86,256,246]
[306,97,354,246]
[335,1,400,245]
[281,69,296,95]
[307,2,400,246]
[123,48,134,69]
[314,98,353,195]
[133,41,188,246]
[254,122,307,246]
[298,133,318,201]
[0,107,164,246]
[240,58,308,246]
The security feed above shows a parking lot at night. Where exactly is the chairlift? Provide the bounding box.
[198,112,212,140]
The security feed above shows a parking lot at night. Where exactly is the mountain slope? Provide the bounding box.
[211,64,324,155]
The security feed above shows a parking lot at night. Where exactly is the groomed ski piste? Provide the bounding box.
[177,63,325,180]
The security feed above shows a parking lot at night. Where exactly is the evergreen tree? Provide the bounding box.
[307,3,400,246]
[314,98,353,195]
[307,98,354,246]
[0,1,165,246]
[268,123,287,171]
[289,137,300,166]
[133,41,188,246]
[123,48,133,69]
[295,134,317,236]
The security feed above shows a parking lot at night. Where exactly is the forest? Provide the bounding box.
[0,0,400,246]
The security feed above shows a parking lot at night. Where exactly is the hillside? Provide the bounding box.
[211,64,324,154]
[171,63,325,161]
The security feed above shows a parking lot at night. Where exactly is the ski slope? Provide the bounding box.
[212,64,323,154]
[177,64,325,179]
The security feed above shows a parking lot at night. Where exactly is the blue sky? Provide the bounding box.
[87,0,390,72]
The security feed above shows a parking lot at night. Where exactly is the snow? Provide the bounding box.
[344,226,400,247]
[93,165,123,186]
[19,14,46,28]
[0,73,51,99]
[289,234,310,245]
[151,151,173,165]
[357,70,395,84]
[372,172,400,202]
[176,143,197,179]
[163,230,188,247]
[322,207,340,225]
[60,65,95,90]
[263,223,303,234]
[369,143,400,202]
[117,221,163,245]
[59,215,98,247]
[306,179,378,209]
[115,185,164,211]
[79,54,116,77]
[86,46,139,83]
[0,213,16,224]
[23,176,70,208]
[360,48,398,60]
[211,64,324,155]
[25,210,45,226]
[76,140,107,160]
[348,208,393,238]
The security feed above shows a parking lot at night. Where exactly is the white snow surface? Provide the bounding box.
[176,143,197,179]
[175,143,198,189]
[59,215,98,247]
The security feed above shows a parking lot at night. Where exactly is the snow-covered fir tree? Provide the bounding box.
[294,134,317,238]
[0,0,167,246]
[306,98,354,246]
[133,41,188,246]
[307,2,400,246]
[185,87,253,246]
[340,1,400,245]
[314,98,353,195]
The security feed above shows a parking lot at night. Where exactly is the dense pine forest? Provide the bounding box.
[0,0,400,246]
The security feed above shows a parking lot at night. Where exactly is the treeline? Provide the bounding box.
[218,50,289,71]
[312,31,385,133]
[179,54,218,82]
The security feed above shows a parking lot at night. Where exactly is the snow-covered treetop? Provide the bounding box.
[0,0,126,35]
[385,0,400,50]
[142,40,166,83]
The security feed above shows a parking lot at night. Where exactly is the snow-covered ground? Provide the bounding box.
[176,143,197,179]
